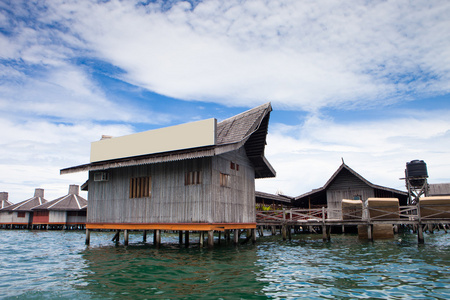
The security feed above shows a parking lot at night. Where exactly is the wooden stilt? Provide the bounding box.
[199,231,204,247]
[218,231,222,245]
[112,230,120,242]
[124,230,129,246]
[288,226,292,240]
[154,229,161,247]
[85,228,90,245]
[327,225,331,241]
[226,230,231,242]
[179,231,183,245]
[342,225,345,233]
[282,225,287,240]
[322,225,327,241]
[185,231,190,248]
[418,224,424,244]
[271,226,276,235]
[233,229,239,244]
[252,228,257,244]
[143,230,147,242]
[367,224,373,241]
[207,230,214,248]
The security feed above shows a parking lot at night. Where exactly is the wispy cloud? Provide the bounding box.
[38,0,450,110]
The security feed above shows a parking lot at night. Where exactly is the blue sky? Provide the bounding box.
[1,0,450,203]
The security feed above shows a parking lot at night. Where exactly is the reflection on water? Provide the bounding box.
[0,230,449,299]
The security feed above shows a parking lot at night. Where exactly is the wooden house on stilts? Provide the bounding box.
[32,185,87,230]
[61,103,276,246]
[0,188,48,229]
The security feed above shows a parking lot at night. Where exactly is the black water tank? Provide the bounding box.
[406,160,428,178]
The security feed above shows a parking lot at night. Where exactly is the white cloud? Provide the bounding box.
[257,110,450,196]
[42,0,450,110]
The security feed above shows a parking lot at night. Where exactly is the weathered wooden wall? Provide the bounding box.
[0,212,31,224]
[87,147,255,224]
[327,169,374,219]
[49,211,67,223]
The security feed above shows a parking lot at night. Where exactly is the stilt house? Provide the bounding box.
[293,163,408,219]
[61,103,275,232]
[32,185,87,228]
[0,188,47,228]
[0,192,13,209]
[255,191,293,210]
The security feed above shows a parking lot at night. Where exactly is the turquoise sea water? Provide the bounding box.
[0,229,449,299]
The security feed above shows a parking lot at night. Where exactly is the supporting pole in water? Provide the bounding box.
[124,230,129,246]
[112,230,120,242]
[418,224,424,244]
[143,230,147,242]
[154,229,161,247]
[85,228,90,245]
[367,224,373,241]
[282,225,287,240]
[207,230,214,248]
[322,225,327,241]
[199,231,204,247]
[185,231,190,248]
[179,231,183,245]
[233,229,239,244]
[252,228,257,244]
[271,226,276,235]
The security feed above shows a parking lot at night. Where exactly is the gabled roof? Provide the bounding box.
[295,163,407,201]
[61,103,275,178]
[1,189,48,212]
[33,185,88,211]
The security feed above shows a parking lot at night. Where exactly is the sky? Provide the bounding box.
[1,0,450,203]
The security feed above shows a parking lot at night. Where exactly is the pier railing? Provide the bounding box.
[256,204,450,224]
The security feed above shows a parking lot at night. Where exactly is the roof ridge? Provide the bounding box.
[47,195,70,209]
[218,102,271,125]
[12,197,34,210]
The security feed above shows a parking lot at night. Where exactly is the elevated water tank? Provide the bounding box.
[406,160,428,188]
[406,160,428,178]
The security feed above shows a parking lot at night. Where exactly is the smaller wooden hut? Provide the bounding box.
[0,188,48,229]
[0,192,13,209]
[32,185,87,229]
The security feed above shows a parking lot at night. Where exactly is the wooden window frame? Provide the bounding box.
[130,176,152,199]
[220,173,230,187]
[17,212,26,218]
[185,171,202,186]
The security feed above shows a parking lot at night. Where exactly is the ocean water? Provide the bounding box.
[0,229,449,299]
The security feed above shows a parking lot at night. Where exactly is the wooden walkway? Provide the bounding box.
[256,204,450,243]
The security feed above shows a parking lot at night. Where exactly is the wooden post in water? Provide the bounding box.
[199,231,204,247]
[271,226,276,235]
[179,231,183,245]
[367,224,373,241]
[218,231,222,245]
[124,230,129,246]
[85,228,90,245]
[252,228,257,244]
[112,230,120,242]
[154,229,161,247]
[143,230,147,242]
[418,224,424,244]
[185,231,190,248]
[207,230,214,248]
[282,225,287,240]
[322,225,327,241]
[233,229,239,244]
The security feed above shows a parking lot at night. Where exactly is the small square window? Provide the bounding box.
[130,176,152,198]
[220,173,230,187]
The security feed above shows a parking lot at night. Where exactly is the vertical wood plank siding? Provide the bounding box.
[87,147,255,224]
[326,168,374,219]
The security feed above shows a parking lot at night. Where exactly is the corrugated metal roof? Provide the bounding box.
[61,103,275,178]
[429,183,450,196]
[255,191,293,204]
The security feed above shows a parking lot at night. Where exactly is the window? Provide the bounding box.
[130,176,152,198]
[220,173,230,187]
[17,212,26,218]
[185,171,202,185]
[230,162,240,171]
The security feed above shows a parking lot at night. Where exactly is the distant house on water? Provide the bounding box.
[293,163,408,219]
[32,185,87,229]
[0,188,48,229]
[61,103,275,244]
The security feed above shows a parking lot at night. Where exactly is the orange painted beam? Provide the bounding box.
[86,223,256,231]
